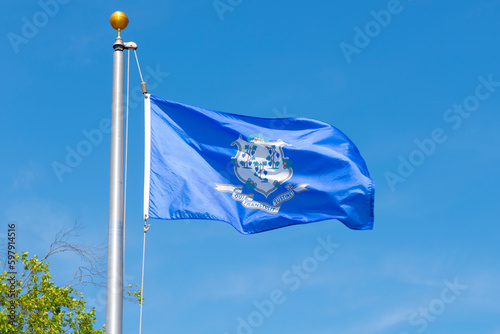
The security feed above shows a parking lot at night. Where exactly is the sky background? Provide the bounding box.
[1,0,500,333]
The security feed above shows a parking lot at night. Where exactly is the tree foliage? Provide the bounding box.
[0,252,104,333]
[0,223,142,333]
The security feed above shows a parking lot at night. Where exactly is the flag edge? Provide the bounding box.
[143,94,151,219]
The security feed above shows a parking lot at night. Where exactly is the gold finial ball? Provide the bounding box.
[110,11,129,31]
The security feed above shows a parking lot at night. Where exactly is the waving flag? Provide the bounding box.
[144,94,374,234]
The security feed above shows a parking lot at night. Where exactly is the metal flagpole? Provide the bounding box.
[107,11,129,334]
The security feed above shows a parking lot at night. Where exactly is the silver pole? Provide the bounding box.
[106,35,125,334]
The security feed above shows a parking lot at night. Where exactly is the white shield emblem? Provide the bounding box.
[231,135,293,197]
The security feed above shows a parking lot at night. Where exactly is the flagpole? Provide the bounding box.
[107,11,129,334]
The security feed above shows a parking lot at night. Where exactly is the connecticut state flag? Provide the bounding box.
[143,94,374,234]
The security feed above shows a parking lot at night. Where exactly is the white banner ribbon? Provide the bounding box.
[215,183,308,214]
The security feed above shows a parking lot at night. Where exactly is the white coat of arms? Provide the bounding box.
[215,135,308,214]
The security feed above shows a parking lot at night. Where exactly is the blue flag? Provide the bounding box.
[144,95,374,234]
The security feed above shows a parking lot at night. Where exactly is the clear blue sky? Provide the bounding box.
[1,0,500,333]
